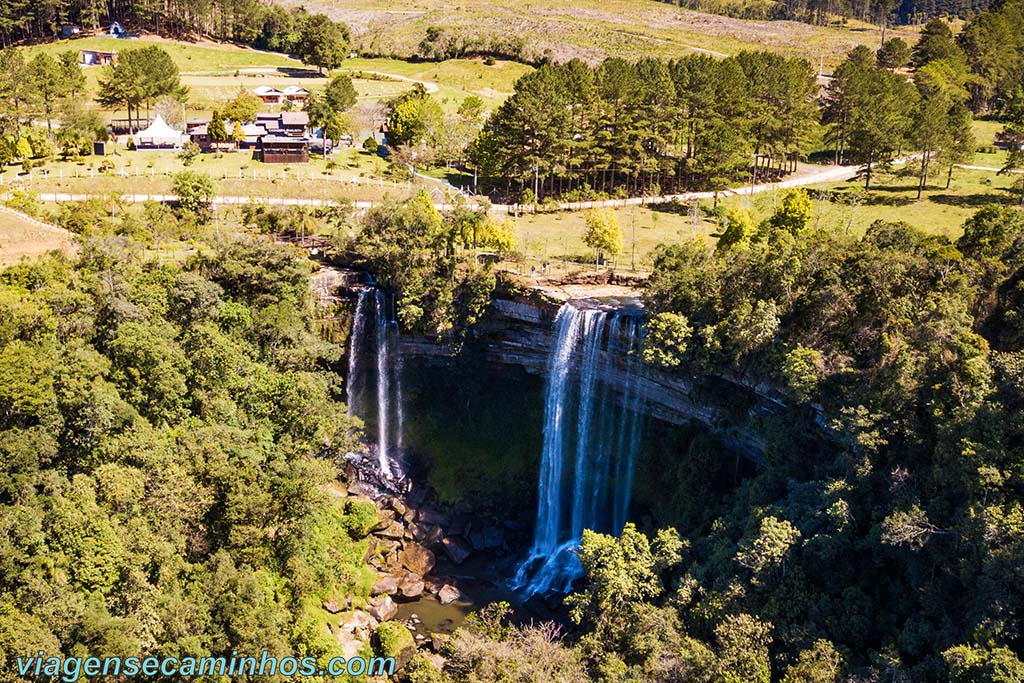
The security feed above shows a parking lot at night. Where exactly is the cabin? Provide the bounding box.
[257,136,309,164]
[252,86,283,105]
[81,49,118,66]
[189,120,267,150]
[281,86,309,105]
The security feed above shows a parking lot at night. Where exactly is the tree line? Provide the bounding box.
[430,3,1023,202]
[656,0,991,28]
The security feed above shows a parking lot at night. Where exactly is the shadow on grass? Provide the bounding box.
[275,67,327,79]
[929,190,1020,208]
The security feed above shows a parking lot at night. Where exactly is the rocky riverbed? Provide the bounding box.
[324,452,516,671]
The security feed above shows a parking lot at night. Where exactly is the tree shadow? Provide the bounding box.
[275,67,327,79]
[857,188,916,207]
[929,190,1019,208]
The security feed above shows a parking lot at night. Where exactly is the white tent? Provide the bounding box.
[134,115,185,149]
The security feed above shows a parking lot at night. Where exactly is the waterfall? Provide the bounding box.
[346,287,403,479]
[346,289,369,418]
[513,303,646,597]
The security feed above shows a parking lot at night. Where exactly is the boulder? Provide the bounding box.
[417,509,447,526]
[399,542,436,575]
[334,610,378,660]
[398,576,425,599]
[412,523,444,546]
[437,584,461,605]
[334,628,365,660]
[376,521,405,539]
[441,536,472,564]
[389,498,409,516]
[425,653,447,670]
[322,598,344,614]
[371,509,396,532]
[373,621,416,670]
[346,610,380,634]
[371,574,400,596]
[367,594,398,622]
[348,480,380,498]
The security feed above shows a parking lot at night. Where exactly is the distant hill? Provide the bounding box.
[275,0,922,67]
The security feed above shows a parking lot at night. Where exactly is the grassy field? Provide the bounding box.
[283,0,920,68]
[0,210,76,265]
[718,164,1023,240]
[502,163,1023,271]
[22,35,527,124]
[1,147,443,203]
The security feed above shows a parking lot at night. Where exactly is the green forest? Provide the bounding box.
[0,235,384,679]
[2,0,1024,680]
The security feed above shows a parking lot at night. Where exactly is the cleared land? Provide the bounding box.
[0,208,76,265]
[281,0,920,67]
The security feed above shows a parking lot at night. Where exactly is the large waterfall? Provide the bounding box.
[346,288,403,478]
[513,303,646,597]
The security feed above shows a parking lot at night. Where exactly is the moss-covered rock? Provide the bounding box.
[373,621,416,670]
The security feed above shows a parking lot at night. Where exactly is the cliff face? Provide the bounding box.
[398,292,784,460]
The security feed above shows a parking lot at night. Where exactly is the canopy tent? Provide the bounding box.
[134,115,185,149]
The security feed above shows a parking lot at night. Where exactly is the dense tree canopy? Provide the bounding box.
[0,234,376,678]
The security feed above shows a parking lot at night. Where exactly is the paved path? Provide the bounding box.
[2,162,865,214]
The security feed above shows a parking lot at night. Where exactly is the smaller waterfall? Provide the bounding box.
[346,287,403,479]
[347,289,369,418]
[513,303,646,597]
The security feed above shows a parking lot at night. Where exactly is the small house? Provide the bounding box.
[282,86,309,105]
[257,136,309,164]
[81,49,118,66]
[252,86,283,105]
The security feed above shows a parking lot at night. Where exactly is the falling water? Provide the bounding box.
[513,303,646,596]
[347,289,369,418]
[346,287,403,479]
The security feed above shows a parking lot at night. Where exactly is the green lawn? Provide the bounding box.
[24,35,300,72]
[23,35,528,122]
[505,163,1023,272]
[508,204,718,273]
[2,147,436,203]
[717,165,1023,240]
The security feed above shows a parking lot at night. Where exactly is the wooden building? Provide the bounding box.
[257,136,309,163]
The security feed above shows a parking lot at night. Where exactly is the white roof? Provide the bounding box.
[282,86,308,95]
[135,115,185,143]
[253,86,283,96]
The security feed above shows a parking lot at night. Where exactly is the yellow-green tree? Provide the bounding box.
[583,208,623,268]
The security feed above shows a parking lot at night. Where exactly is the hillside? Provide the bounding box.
[278,0,921,67]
